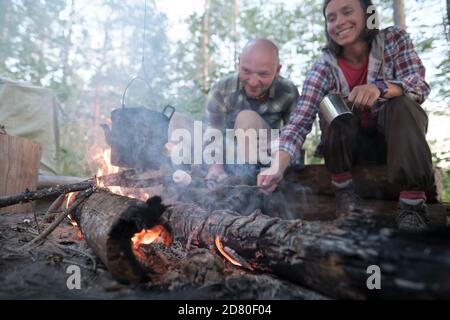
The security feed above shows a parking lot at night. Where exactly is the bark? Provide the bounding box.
[163,201,450,299]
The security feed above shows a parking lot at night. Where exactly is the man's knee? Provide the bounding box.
[234,110,267,130]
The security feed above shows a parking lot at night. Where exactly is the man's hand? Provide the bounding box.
[348,84,380,111]
[257,151,291,195]
[205,164,228,190]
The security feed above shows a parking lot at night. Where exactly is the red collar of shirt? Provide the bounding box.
[337,57,369,91]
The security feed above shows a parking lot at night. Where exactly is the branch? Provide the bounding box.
[19,188,94,251]
[0,180,94,208]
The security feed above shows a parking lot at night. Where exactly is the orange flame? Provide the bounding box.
[66,192,75,210]
[65,193,83,240]
[214,235,242,267]
[131,225,172,250]
[92,147,124,196]
[91,147,151,201]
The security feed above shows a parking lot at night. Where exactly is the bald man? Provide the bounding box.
[204,39,299,185]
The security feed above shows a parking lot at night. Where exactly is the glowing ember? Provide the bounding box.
[214,235,242,267]
[131,225,172,250]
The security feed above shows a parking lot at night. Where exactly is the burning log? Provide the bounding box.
[163,202,450,299]
[71,189,171,284]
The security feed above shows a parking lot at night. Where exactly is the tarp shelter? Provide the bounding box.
[0,77,60,175]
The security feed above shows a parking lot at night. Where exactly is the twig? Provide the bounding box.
[32,210,41,234]
[43,194,67,221]
[0,180,93,208]
[19,188,94,251]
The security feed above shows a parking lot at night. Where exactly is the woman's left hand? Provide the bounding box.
[348,84,380,111]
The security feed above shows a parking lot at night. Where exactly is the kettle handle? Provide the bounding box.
[163,105,176,120]
[121,76,151,108]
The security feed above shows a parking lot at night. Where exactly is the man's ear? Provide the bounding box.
[276,64,282,76]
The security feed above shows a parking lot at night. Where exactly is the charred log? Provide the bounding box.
[72,189,168,284]
[162,202,450,299]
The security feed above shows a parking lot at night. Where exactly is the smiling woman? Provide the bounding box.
[258,0,436,232]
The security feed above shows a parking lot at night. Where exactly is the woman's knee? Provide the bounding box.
[382,95,428,131]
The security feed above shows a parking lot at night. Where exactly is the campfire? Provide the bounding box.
[1,141,450,300]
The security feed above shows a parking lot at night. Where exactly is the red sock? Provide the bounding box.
[331,172,352,188]
[399,191,426,205]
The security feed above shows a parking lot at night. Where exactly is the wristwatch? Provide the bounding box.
[374,80,389,98]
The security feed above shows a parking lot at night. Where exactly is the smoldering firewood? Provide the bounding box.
[156,247,327,300]
[71,189,168,284]
[161,201,450,299]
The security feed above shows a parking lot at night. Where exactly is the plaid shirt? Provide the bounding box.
[278,26,431,161]
[204,73,299,131]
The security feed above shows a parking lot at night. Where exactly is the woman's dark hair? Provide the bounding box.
[323,0,379,57]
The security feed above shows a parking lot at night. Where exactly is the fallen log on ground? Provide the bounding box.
[163,201,450,299]
[284,164,442,202]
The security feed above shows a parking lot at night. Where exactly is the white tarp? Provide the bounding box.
[0,77,59,175]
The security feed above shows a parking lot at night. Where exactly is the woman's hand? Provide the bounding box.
[257,151,291,195]
[348,84,380,111]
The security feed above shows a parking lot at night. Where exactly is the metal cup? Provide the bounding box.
[319,93,353,125]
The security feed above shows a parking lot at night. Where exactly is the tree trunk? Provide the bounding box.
[0,133,41,214]
[393,0,406,28]
[61,0,74,87]
[232,0,239,69]
[164,201,450,299]
[0,0,9,66]
[202,0,210,93]
[447,0,450,26]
